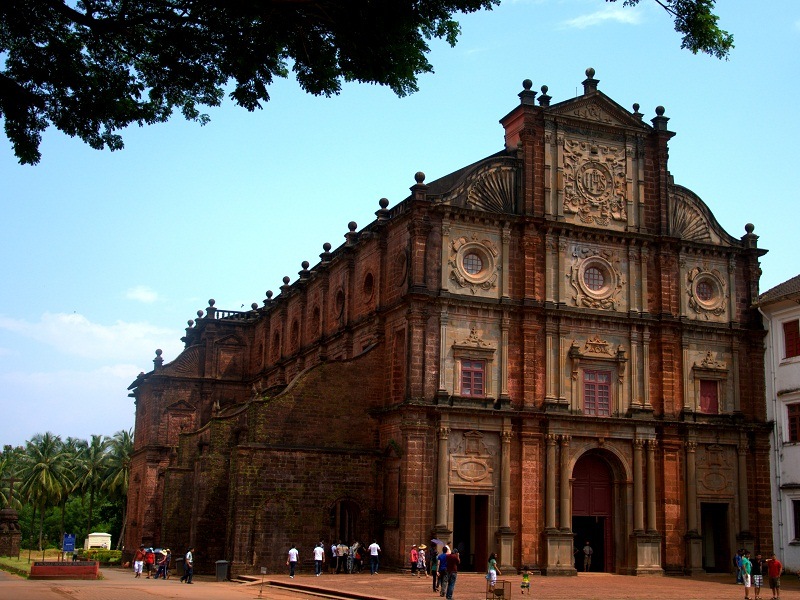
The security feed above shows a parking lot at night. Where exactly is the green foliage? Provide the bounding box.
[1,0,499,165]
[83,548,122,564]
[618,0,733,59]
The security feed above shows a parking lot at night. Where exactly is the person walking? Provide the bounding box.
[368,539,381,575]
[155,548,170,580]
[144,547,155,578]
[486,552,501,589]
[133,545,145,578]
[438,546,449,597]
[180,547,194,584]
[313,542,325,576]
[410,544,418,576]
[430,547,440,592]
[417,544,427,577]
[766,553,783,600]
[444,548,460,600]
[520,565,531,595]
[287,544,299,578]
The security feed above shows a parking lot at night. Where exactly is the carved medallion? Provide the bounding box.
[449,235,499,294]
[568,247,625,310]
[686,267,727,318]
[563,140,627,226]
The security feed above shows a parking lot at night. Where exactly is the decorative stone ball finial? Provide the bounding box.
[155,349,163,357]
[251,303,258,310]
[266,290,273,299]
[348,221,357,232]
[208,299,215,307]
[655,105,665,116]
[414,171,425,184]
[282,276,290,285]
[586,67,595,79]
[197,310,204,318]
[541,85,548,94]
[522,79,533,91]
[379,198,389,209]
[323,242,331,252]
[301,260,309,269]
[633,103,640,112]
[187,320,194,328]
[745,223,755,234]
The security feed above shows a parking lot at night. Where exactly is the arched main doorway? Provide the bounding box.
[572,453,613,572]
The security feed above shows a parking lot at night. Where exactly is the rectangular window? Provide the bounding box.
[785,320,800,359]
[789,404,800,443]
[461,359,485,397]
[699,380,719,414]
[584,370,611,416]
[794,499,800,540]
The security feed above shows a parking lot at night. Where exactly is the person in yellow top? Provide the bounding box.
[520,565,531,595]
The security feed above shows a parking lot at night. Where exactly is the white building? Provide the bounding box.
[760,274,800,571]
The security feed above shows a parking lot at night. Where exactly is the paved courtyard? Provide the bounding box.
[1,565,799,600]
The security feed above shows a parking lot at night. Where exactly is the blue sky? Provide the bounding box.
[1,0,798,447]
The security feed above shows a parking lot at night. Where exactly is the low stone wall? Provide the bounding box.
[29,560,99,580]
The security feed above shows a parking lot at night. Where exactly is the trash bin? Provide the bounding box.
[215,560,229,582]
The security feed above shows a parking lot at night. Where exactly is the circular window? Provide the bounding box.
[363,272,374,301]
[696,280,713,302]
[583,266,605,291]
[463,253,483,275]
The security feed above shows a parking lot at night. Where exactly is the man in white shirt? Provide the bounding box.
[313,542,325,576]
[368,539,381,575]
[287,544,299,578]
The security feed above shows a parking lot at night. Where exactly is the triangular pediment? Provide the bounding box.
[165,399,195,412]
[548,92,650,131]
[214,334,244,347]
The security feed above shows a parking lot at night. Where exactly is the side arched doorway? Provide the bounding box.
[572,454,613,572]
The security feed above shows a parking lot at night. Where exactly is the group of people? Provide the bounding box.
[131,544,193,584]
[735,549,783,600]
[287,540,383,578]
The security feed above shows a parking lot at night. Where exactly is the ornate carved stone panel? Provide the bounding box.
[685,266,728,320]
[563,139,627,227]
[448,233,500,295]
[696,444,735,496]
[449,430,496,488]
[567,245,626,311]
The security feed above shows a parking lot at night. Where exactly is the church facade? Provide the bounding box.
[125,69,772,576]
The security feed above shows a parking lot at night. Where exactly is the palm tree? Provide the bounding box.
[103,429,133,549]
[56,438,84,551]
[19,433,73,551]
[0,445,24,510]
[76,435,109,538]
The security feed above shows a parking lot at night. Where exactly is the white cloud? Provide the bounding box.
[562,5,643,29]
[126,285,159,303]
[0,312,183,363]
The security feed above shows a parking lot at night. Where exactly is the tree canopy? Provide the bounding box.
[1,0,732,165]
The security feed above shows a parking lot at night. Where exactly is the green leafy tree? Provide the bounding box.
[75,435,110,538]
[0,445,24,510]
[19,432,73,551]
[1,0,732,165]
[102,429,133,550]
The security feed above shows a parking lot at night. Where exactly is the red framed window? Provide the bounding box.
[584,370,611,416]
[785,320,800,359]
[789,404,800,442]
[461,359,485,397]
[699,380,719,414]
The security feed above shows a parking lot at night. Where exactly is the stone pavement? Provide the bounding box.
[1,565,800,600]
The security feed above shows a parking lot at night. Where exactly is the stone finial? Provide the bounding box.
[582,67,599,94]
[345,222,359,246]
[266,290,273,299]
[376,197,390,221]
[206,299,216,318]
[187,320,194,328]
[741,223,759,249]
[632,103,643,121]
[519,79,537,106]
[282,276,290,285]
[154,348,164,370]
[651,105,669,131]
[280,276,291,295]
[197,309,204,319]
[320,242,332,263]
[263,290,273,307]
[414,172,425,184]
[251,303,258,310]
[410,171,429,200]
[298,260,311,279]
[538,85,551,107]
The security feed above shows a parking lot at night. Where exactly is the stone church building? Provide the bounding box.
[125,69,772,576]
